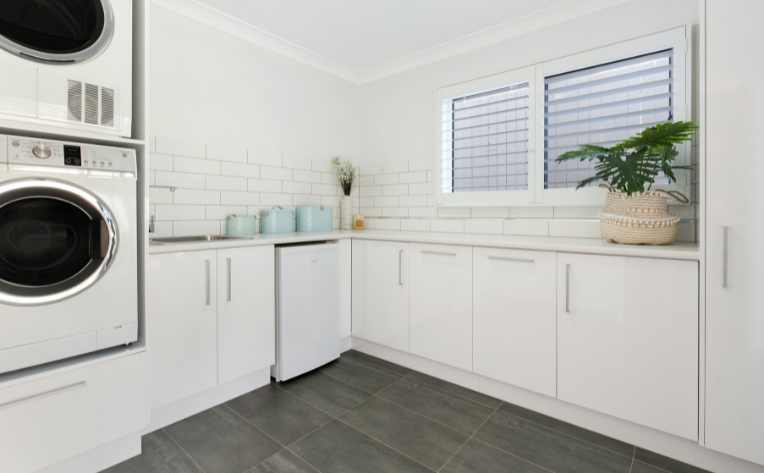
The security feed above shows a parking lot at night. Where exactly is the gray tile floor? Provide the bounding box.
[104,350,711,473]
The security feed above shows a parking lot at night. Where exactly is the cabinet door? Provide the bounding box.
[473,247,556,397]
[148,250,217,409]
[352,240,409,352]
[218,246,275,385]
[706,1,764,465]
[557,253,698,440]
[410,243,472,371]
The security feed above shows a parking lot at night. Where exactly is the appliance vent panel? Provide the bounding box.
[37,71,121,130]
[0,61,37,118]
[101,87,114,127]
[67,80,83,122]
[84,83,98,125]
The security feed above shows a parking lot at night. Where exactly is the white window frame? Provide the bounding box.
[434,66,536,207]
[535,26,690,205]
[432,25,691,207]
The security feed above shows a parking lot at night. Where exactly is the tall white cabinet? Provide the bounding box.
[705,0,764,465]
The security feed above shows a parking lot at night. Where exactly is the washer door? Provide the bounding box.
[0,179,118,305]
[0,0,114,64]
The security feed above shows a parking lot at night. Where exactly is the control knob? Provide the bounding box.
[32,144,52,159]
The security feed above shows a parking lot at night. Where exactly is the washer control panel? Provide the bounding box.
[6,136,136,174]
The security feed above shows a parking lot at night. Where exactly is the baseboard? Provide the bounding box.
[340,335,352,353]
[35,431,141,473]
[143,366,270,434]
[351,337,764,473]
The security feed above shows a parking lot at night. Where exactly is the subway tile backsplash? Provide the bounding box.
[356,158,698,242]
[148,136,356,237]
[148,138,698,243]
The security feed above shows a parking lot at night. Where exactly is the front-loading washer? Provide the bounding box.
[0,134,138,373]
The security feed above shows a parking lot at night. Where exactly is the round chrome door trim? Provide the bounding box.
[0,178,118,306]
[0,0,115,65]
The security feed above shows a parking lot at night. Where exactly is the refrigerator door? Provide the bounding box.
[275,243,340,381]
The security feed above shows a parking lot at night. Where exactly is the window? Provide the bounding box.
[444,82,530,194]
[436,66,536,206]
[543,50,675,190]
[435,26,689,207]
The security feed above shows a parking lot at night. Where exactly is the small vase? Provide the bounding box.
[340,196,353,230]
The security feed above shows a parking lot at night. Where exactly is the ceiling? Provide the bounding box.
[192,0,572,72]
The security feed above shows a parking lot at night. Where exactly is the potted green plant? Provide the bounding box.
[555,121,698,245]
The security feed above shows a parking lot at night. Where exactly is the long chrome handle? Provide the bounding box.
[399,250,403,285]
[227,257,232,301]
[565,264,571,313]
[722,226,728,288]
[489,256,534,263]
[0,381,86,410]
[205,260,211,305]
[421,251,456,256]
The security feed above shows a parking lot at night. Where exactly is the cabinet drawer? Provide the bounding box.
[0,352,147,473]
[473,247,556,397]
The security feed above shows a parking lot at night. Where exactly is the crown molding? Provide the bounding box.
[356,0,632,83]
[150,0,362,83]
[150,0,631,85]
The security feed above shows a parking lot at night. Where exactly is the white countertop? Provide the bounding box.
[149,230,699,260]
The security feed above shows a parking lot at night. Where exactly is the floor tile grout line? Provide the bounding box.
[160,427,209,473]
[469,437,557,473]
[629,456,635,473]
[344,350,415,377]
[334,417,439,472]
[495,407,636,460]
[282,447,326,473]
[220,403,288,450]
[369,391,478,439]
[271,380,348,419]
[631,459,683,473]
[285,418,337,449]
[317,369,391,396]
[404,372,502,410]
[437,403,502,473]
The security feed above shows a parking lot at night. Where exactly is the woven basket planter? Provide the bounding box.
[599,186,688,245]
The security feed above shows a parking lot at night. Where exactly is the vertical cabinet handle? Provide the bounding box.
[565,264,571,313]
[399,250,403,285]
[227,257,232,301]
[722,226,728,288]
[205,259,211,306]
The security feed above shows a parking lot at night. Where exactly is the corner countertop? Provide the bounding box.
[149,230,700,261]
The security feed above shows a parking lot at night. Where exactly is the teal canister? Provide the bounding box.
[296,206,333,232]
[260,207,294,233]
[226,215,257,236]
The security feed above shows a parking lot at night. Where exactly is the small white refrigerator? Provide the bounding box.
[272,242,340,382]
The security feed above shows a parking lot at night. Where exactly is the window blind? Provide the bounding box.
[441,82,529,193]
[544,49,674,189]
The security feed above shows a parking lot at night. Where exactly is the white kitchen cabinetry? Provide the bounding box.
[217,246,275,385]
[0,352,147,473]
[352,240,410,352]
[148,246,275,409]
[410,243,473,372]
[473,247,556,397]
[148,250,218,409]
[705,1,764,465]
[556,253,698,440]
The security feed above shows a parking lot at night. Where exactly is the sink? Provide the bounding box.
[150,235,248,244]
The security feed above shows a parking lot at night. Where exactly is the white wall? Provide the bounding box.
[148,5,360,236]
[356,0,699,239]
[358,0,697,165]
